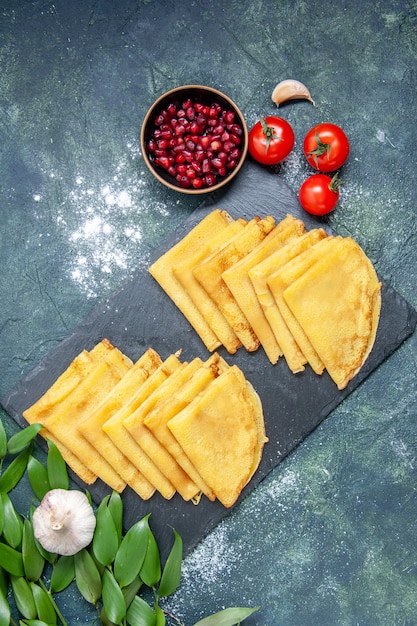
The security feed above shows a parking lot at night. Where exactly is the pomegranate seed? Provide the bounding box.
[230,134,241,145]
[175,153,186,163]
[176,174,191,188]
[177,108,186,118]
[192,177,204,189]
[176,164,187,175]
[182,98,193,109]
[199,136,211,150]
[154,149,168,158]
[211,157,224,170]
[167,165,176,177]
[224,110,235,124]
[155,114,165,125]
[210,140,222,152]
[186,107,195,120]
[227,158,237,169]
[204,173,217,186]
[218,166,227,177]
[191,161,202,174]
[202,158,211,173]
[186,168,196,179]
[147,139,156,152]
[167,103,177,117]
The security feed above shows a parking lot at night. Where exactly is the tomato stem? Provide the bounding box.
[260,117,281,153]
[329,171,343,191]
[308,130,331,166]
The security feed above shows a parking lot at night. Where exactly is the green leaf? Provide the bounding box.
[126,595,157,626]
[102,569,126,625]
[114,515,149,587]
[50,555,75,593]
[121,575,142,609]
[29,582,57,624]
[74,548,102,605]
[19,621,51,626]
[0,566,8,598]
[7,424,43,455]
[108,490,123,544]
[0,588,10,626]
[0,420,8,460]
[155,603,166,626]
[192,606,260,626]
[10,574,37,619]
[0,543,24,576]
[22,519,45,581]
[139,518,161,589]
[92,495,119,567]
[46,440,69,490]
[157,529,182,598]
[27,456,50,501]
[0,499,4,536]
[1,493,23,548]
[0,445,31,493]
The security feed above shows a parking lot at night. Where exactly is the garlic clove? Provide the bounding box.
[33,489,96,556]
[271,79,315,107]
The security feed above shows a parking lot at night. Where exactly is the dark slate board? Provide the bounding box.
[2,159,416,561]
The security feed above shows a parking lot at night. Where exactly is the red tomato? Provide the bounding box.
[248,116,294,165]
[299,173,342,215]
[303,123,350,172]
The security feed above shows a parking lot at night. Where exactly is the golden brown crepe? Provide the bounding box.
[249,229,328,373]
[173,219,247,354]
[78,348,162,499]
[193,216,275,351]
[23,339,133,487]
[103,354,182,499]
[123,361,201,503]
[222,215,306,364]
[267,237,338,375]
[167,365,268,508]
[283,237,382,389]
[149,209,235,351]
[144,353,230,502]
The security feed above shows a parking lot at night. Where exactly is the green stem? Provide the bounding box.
[38,578,68,626]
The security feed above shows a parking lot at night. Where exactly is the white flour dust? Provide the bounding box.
[47,144,170,298]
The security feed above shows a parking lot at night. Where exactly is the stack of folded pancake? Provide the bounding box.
[23,340,267,508]
[149,209,382,391]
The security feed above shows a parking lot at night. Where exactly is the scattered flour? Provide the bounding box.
[40,143,171,298]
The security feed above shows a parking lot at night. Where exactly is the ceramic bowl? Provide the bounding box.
[140,85,248,194]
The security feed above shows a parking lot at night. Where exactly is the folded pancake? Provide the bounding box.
[173,219,247,354]
[22,339,133,486]
[149,209,235,351]
[123,362,201,503]
[30,355,132,491]
[193,216,275,352]
[222,215,306,364]
[267,237,338,375]
[23,339,123,424]
[167,365,268,508]
[144,353,230,502]
[249,229,328,373]
[78,348,162,499]
[283,237,382,390]
[103,354,182,499]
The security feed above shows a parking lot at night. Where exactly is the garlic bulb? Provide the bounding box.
[271,79,314,107]
[33,489,96,556]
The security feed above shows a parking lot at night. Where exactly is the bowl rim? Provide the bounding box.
[140,84,248,195]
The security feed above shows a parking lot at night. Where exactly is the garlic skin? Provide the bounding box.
[271,79,315,107]
[33,489,96,556]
